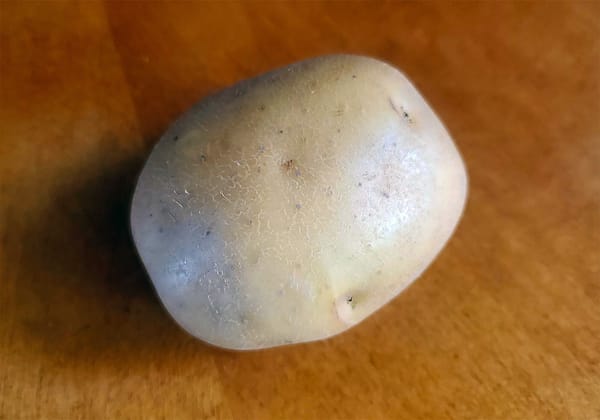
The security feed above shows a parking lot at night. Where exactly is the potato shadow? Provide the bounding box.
[13,145,218,371]
[8,2,246,370]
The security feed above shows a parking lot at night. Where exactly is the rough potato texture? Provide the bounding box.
[131,55,467,350]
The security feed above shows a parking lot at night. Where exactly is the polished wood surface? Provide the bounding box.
[1,2,599,419]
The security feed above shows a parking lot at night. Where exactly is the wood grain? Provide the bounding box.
[1,2,599,419]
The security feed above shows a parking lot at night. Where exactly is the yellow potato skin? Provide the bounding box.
[131,55,467,350]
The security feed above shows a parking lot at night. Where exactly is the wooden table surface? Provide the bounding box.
[1,2,599,419]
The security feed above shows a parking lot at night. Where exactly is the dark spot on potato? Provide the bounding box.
[173,135,179,142]
[279,129,284,134]
[281,159,295,172]
[352,74,357,79]
[206,230,211,236]
[358,182,362,187]
[389,97,414,123]
[200,155,207,162]
[362,172,376,181]
[337,128,341,133]
[259,104,266,111]
[388,97,400,114]
[295,203,302,210]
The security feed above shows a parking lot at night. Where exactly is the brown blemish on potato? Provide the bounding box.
[388,97,413,123]
[335,294,357,325]
[334,105,345,117]
[401,109,413,123]
[281,159,296,173]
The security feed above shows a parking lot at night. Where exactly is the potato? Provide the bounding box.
[130,55,467,350]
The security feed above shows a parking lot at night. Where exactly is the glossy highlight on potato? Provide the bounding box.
[130,55,467,350]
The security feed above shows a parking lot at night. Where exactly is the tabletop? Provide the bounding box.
[1,2,599,419]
